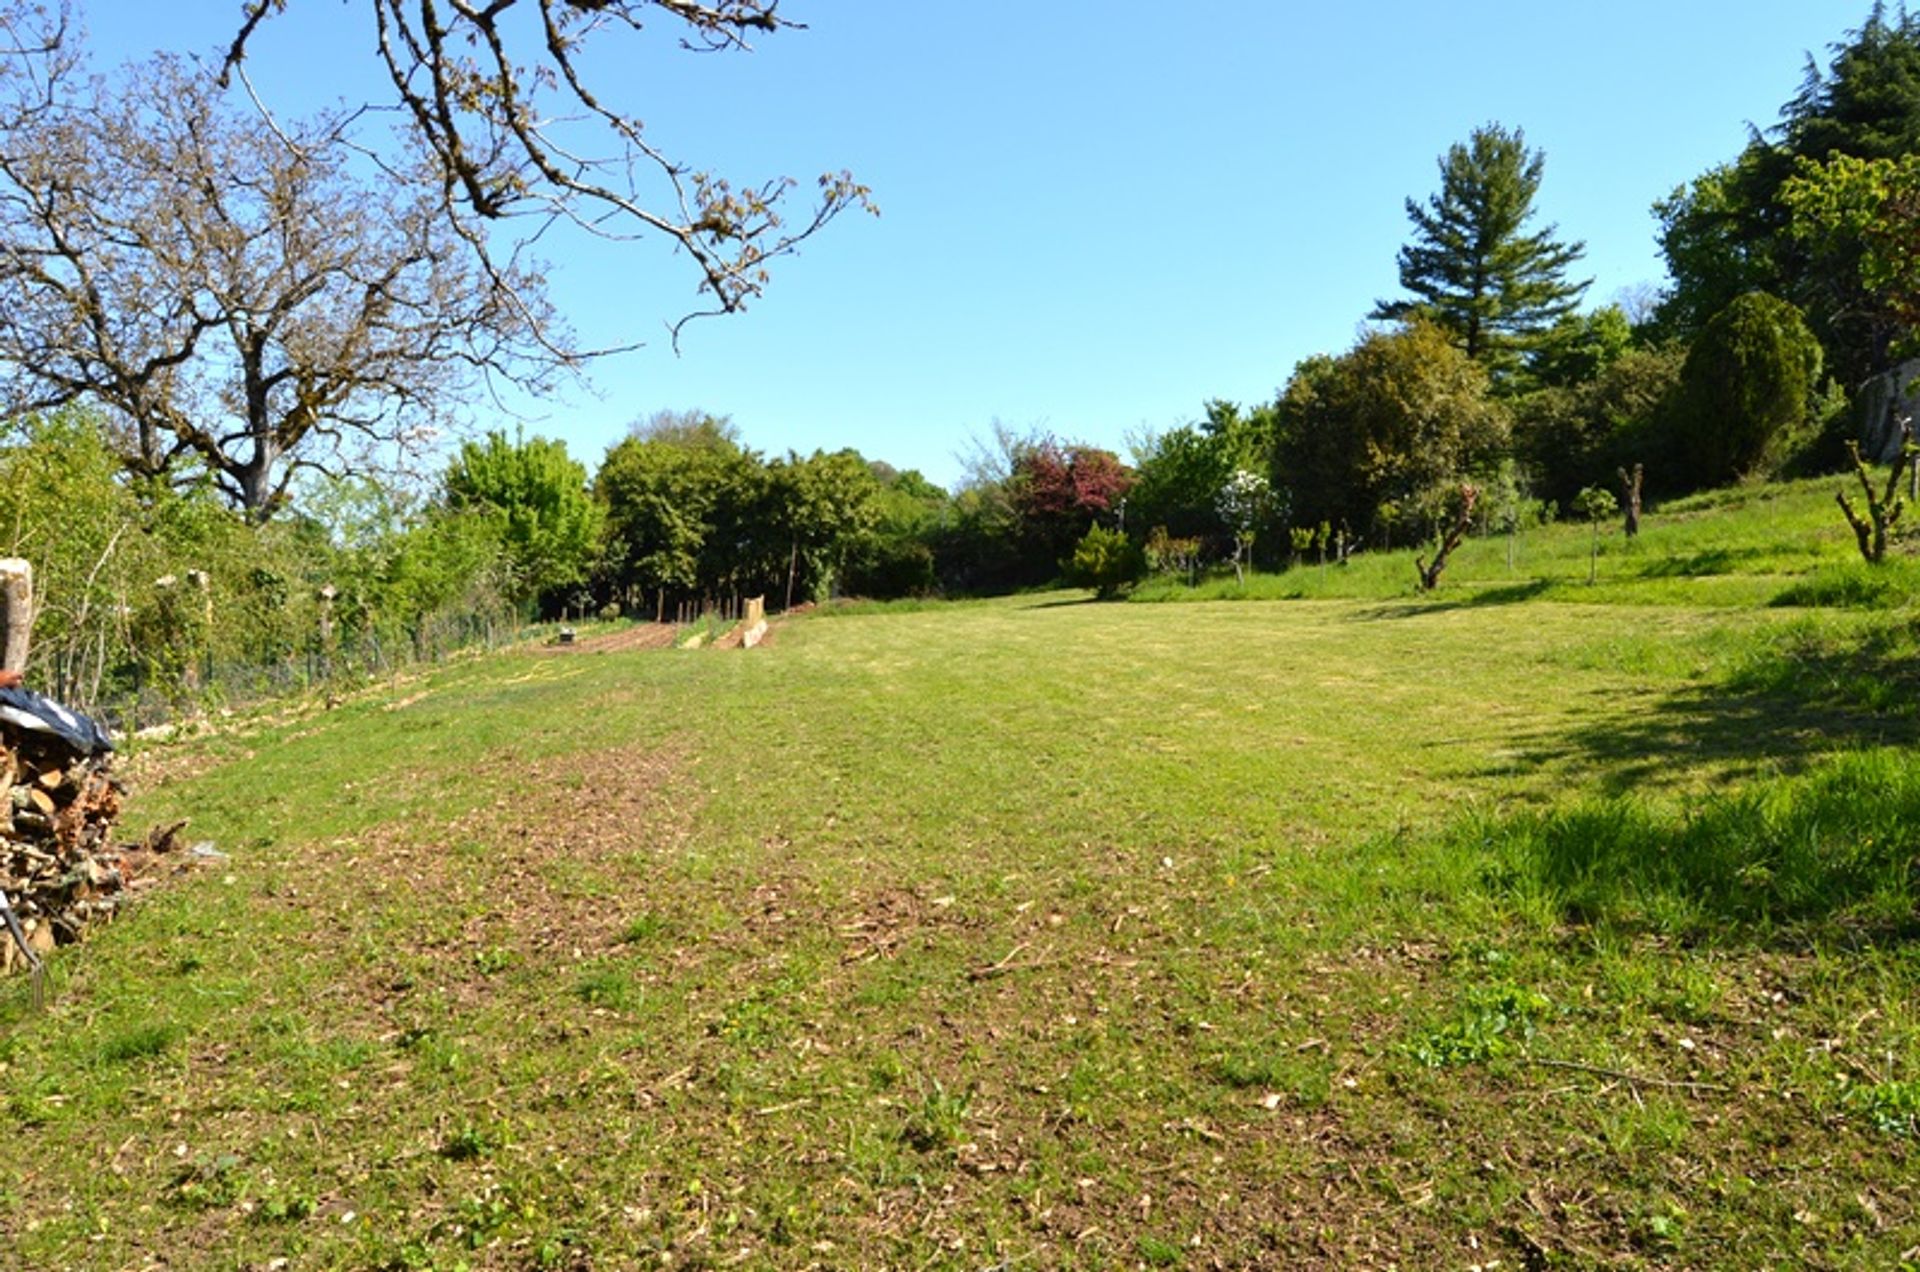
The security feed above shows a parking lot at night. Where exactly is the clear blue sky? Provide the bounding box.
[89,2,1866,489]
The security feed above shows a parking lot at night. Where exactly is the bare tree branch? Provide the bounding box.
[0,14,578,518]
[219,0,874,337]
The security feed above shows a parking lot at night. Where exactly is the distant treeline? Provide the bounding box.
[6,7,1920,715]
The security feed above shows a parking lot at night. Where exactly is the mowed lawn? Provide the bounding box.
[3,596,1917,1268]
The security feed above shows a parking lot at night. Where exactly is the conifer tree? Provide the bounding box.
[1373,124,1589,376]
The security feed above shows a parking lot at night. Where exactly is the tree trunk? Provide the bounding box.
[1618,464,1643,538]
[1416,486,1478,591]
[0,559,31,674]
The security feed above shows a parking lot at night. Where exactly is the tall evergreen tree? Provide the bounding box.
[1373,124,1589,377]
[1656,4,1920,381]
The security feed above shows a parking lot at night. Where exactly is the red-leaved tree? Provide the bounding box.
[1007,438,1133,569]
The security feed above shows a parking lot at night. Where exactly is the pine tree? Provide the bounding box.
[1372,124,1589,377]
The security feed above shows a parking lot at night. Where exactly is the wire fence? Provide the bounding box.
[75,608,537,737]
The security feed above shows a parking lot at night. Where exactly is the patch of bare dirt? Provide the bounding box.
[534,622,678,655]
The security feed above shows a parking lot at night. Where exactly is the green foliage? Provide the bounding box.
[1672,292,1824,486]
[1273,318,1509,538]
[597,412,883,609]
[443,430,603,611]
[1572,486,1619,522]
[1783,151,1920,350]
[1064,524,1146,599]
[1842,1080,1920,1137]
[1372,123,1589,377]
[1516,342,1687,509]
[845,464,947,599]
[596,413,756,602]
[771,447,885,603]
[1524,304,1635,390]
[1405,983,1551,1068]
[1657,7,1920,381]
[1127,400,1275,554]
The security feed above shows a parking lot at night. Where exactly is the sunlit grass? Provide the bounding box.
[3,477,1920,1266]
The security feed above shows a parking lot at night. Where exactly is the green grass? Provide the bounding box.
[1133,473,1895,608]
[5,476,1920,1266]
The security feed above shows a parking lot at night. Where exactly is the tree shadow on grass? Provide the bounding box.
[1460,746,1920,946]
[1490,675,1920,798]
[1350,579,1554,621]
[1627,546,1774,579]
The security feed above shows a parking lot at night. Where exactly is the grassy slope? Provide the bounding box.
[2,484,1919,1268]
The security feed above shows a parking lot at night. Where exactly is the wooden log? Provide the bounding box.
[0,558,30,674]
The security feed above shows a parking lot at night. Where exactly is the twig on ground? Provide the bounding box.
[1522,1056,1731,1093]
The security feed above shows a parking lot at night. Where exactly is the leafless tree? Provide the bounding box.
[0,10,571,519]
[221,0,875,341]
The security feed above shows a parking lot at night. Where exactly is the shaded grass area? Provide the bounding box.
[1465,746,1920,939]
[1,596,1917,1267]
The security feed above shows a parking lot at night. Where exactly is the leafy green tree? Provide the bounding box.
[443,431,603,611]
[1514,342,1688,509]
[1525,305,1635,390]
[768,448,884,605]
[1126,400,1277,556]
[1127,424,1234,547]
[1572,486,1619,584]
[1782,151,1920,342]
[1272,319,1510,539]
[846,464,947,598]
[1372,123,1589,376]
[596,412,756,608]
[1656,6,1920,381]
[1672,292,1825,486]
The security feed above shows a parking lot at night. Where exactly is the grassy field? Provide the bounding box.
[4,484,1920,1268]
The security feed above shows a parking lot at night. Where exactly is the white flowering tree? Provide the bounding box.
[1216,469,1274,585]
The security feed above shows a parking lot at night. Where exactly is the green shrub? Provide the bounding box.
[1672,291,1824,487]
[1063,524,1146,599]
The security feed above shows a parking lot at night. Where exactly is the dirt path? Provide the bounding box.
[533,622,679,654]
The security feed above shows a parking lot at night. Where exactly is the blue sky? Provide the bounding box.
[89,2,1866,488]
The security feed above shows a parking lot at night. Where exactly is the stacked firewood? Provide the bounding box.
[0,725,168,972]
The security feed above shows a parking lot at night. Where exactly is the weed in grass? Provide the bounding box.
[866,1050,906,1090]
[1211,1041,1333,1107]
[901,1080,971,1152]
[252,1183,318,1224]
[1601,1099,1693,1156]
[1138,1234,1185,1266]
[572,964,639,1012]
[472,946,515,975]
[167,1152,245,1211]
[96,1022,182,1065]
[1841,1079,1920,1137]
[1405,983,1551,1068]
[440,1121,504,1161]
[619,911,670,944]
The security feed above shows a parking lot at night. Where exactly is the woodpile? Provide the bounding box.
[0,722,179,976]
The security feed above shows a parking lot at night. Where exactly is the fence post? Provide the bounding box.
[316,584,337,682]
[0,558,31,675]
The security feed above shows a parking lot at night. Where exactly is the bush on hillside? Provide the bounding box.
[1672,291,1825,487]
[1064,525,1146,599]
